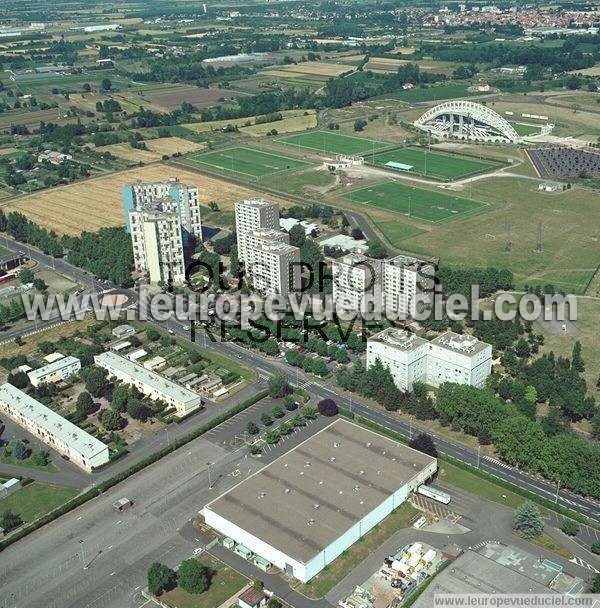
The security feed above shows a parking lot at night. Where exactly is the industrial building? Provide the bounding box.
[203,419,437,583]
[0,383,109,472]
[94,351,202,417]
[27,355,81,387]
[235,200,300,295]
[367,328,492,390]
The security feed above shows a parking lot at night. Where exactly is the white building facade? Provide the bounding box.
[382,256,434,319]
[0,383,109,472]
[94,351,202,416]
[332,253,382,312]
[367,328,492,390]
[28,356,81,387]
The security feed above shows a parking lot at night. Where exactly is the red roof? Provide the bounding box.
[238,588,265,607]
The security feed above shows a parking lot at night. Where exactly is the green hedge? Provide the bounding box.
[402,559,451,607]
[341,412,597,529]
[0,390,268,551]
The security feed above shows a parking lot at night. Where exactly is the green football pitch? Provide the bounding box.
[275,131,391,155]
[343,181,486,223]
[183,147,311,177]
[368,147,499,180]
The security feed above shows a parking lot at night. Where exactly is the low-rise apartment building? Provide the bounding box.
[27,356,81,387]
[94,351,202,417]
[0,383,109,472]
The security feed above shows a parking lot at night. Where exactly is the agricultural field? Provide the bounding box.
[260,61,356,81]
[239,109,317,136]
[1,164,292,235]
[365,56,459,76]
[99,143,162,163]
[275,131,392,155]
[124,85,249,112]
[368,147,500,180]
[182,146,312,178]
[342,181,486,223]
[379,83,485,103]
[144,137,205,156]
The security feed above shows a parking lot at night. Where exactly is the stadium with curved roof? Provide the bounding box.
[414,100,520,144]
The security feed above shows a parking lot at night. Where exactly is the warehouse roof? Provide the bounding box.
[204,419,436,564]
[0,383,108,459]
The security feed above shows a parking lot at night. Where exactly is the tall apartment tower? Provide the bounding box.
[382,256,434,319]
[235,199,280,261]
[234,199,300,295]
[129,202,185,284]
[123,178,202,247]
[332,253,382,312]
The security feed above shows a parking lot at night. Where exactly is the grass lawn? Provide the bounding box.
[161,554,247,608]
[275,131,391,155]
[525,532,573,560]
[0,483,78,523]
[380,83,484,103]
[438,461,546,514]
[0,454,59,473]
[368,147,499,181]
[511,122,541,137]
[375,219,426,246]
[183,147,311,178]
[343,182,486,223]
[296,502,419,598]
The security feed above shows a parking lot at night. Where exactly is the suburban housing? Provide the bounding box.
[0,383,109,472]
[367,328,492,390]
[202,419,437,583]
[94,351,202,417]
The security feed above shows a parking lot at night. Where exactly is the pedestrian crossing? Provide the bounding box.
[482,455,514,470]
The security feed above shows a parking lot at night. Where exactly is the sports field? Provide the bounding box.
[343,182,486,223]
[183,147,311,178]
[275,131,391,156]
[369,147,499,180]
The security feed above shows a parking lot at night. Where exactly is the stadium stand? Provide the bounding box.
[528,148,600,178]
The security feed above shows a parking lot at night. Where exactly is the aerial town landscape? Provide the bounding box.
[0,1,598,607]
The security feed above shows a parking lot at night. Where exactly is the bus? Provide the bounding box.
[417,484,451,505]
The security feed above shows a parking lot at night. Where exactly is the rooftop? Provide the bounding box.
[237,198,277,208]
[94,351,202,406]
[431,331,490,356]
[386,255,432,272]
[28,356,80,382]
[369,328,427,351]
[0,383,108,459]
[204,419,436,564]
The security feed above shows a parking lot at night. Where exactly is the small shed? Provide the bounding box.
[238,588,266,608]
[223,537,235,550]
[112,324,135,339]
[234,544,253,560]
[253,555,272,572]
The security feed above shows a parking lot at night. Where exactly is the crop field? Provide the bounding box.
[275,131,392,155]
[144,137,205,156]
[182,146,311,178]
[260,61,356,81]
[100,143,162,163]
[369,147,500,180]
[342,182,486,223]
[135,85,249,111]
[239,110,317,136]
[1,164,291,235]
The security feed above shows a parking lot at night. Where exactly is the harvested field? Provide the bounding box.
[183,109,316,134]
[137,86,249,111]
[261,61,355,80]
[100,143,161,163]
[239,110,317,136]
[144,137,205,155]
[2,164,292,236]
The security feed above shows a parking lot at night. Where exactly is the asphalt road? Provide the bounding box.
[1,238,599,522]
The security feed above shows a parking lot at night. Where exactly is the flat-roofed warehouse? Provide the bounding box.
[202,419,437,583]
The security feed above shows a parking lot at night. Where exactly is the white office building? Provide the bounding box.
[367,328,492,390]
[94,351,202,417]
[129,203,185,284]
[0,384,109,472]
[28,356,81,387]
[235,200,300,295]
[382,256,434,319]
[332,253,382,312]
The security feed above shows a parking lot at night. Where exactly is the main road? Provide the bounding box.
[0,235,599,524]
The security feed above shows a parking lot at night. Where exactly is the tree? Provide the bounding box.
[409,433,438,457]
[76,391,95,416]
[288,224,306,248]
[591,542,600,555]
[82,83,91,92]
[366,239,387,259]
[0,509,22,532]
[561,519,579,536]
[246,421,259,435]
[8,438,29,460]
[30,449,48,466]
[318,398,338,417]
[111,384,130,412]
[272,405,284,419]
[354,118,367,132]
[590,573,600,593]
[100,408,122,431]
[177,559,210,594]
[260,413,273,426]
[101,78,112,91]
[572,341,584,372]
[268,372,292,398]
[147,562,177,596]
[83,367,108,397]
[18,268,34,284]
[267,598,283,608]
[513,502,544,538]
